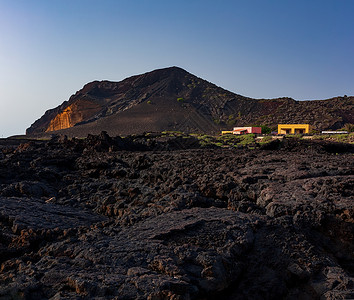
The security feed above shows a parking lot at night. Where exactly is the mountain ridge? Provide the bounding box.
[26,67,354,137]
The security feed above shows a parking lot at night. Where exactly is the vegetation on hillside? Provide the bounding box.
[160,131,354,148]
[310,132,354,144]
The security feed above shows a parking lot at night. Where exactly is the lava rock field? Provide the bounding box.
[0,133,353,299]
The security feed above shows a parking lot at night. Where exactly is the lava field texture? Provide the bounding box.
[0,133,353,299]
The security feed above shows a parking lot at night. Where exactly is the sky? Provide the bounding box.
[0,0,353,137]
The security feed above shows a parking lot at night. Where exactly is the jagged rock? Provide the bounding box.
[0,197,106,233]
[0,134,353,299]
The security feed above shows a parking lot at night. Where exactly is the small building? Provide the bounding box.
[278,124,311,134]
[221,131,234,135]
[321,131,348,134]
[221,127,262,135]
[233,127,262,134]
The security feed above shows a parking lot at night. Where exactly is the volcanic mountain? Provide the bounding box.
[27,67,354,137]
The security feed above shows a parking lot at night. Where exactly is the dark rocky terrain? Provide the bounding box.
[26,67,354,138]
[0,133,353,299]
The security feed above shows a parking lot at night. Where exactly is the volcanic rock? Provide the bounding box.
[0,134,353,299]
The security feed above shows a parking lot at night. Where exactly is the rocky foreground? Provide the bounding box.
[0,133,353,299]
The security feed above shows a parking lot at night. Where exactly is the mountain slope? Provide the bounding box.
[26,67,354,137]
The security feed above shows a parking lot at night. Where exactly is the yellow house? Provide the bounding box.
[278,124,311,134]
[221,131,234,135]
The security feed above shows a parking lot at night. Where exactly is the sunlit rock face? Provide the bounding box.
[45,99,101,132]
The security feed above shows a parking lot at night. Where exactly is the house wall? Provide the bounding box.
[278,124,311,134]
[221,127,263,135]
[251,127,262,134]
[233,127,252,133]
[233,127,262,134]
[221,131,234,135]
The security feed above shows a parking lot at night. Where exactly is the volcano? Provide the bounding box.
[27,67,354,137]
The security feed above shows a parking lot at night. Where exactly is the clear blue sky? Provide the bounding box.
[1,0,353,137]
